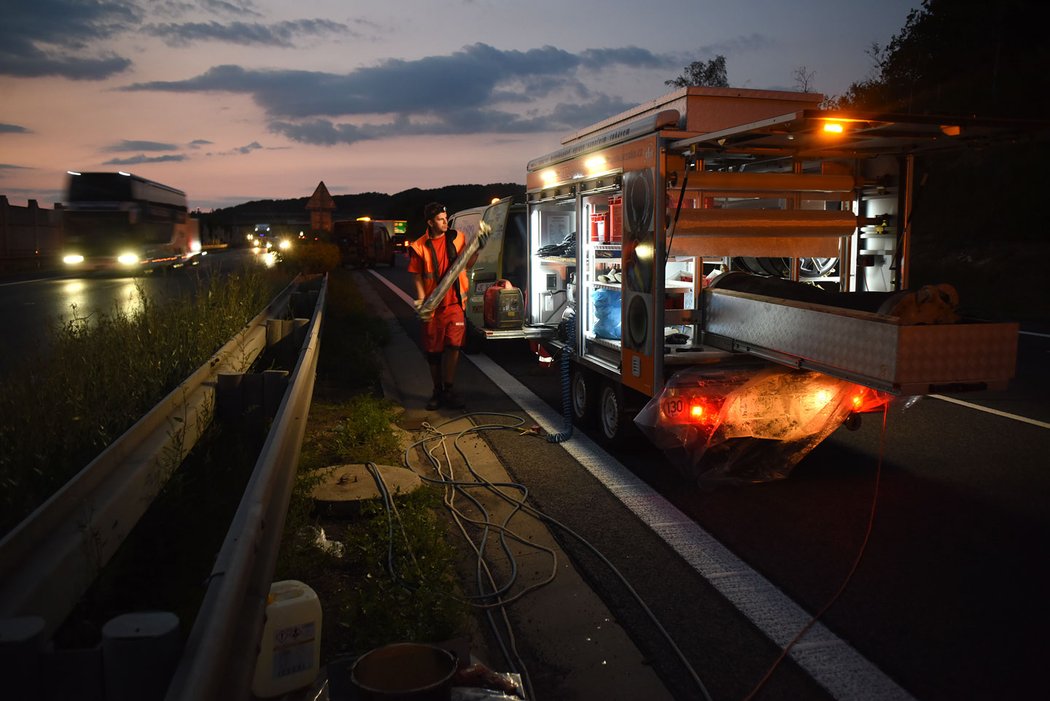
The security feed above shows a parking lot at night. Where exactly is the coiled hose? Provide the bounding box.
[547,314,575,443]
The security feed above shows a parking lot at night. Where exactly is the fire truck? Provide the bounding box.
[468,87,1028,483]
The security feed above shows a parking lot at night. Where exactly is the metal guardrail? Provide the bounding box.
[164,274,326,701]
[0,280,302,639]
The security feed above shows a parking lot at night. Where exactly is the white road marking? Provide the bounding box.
[929,394,1050,429]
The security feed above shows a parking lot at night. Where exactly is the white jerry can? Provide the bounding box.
[251,580,323,698]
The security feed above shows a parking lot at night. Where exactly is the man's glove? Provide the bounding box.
[476,220,492,249]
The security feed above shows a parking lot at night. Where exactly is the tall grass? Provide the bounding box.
[0,267,290,536]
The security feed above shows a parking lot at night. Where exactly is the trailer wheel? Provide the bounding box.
[598,382,633,446]
[571,368,596,426]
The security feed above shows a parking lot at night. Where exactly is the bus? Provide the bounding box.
[61,171,201,273]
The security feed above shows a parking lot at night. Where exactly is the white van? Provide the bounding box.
[448,201,534,348]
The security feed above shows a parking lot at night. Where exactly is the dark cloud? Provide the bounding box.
[703,33,772,56]
[579,47,679,70]
[189,139,214,148]
[0,47,132,80]
[202,0,262,18]
[123,42,672,145]
[143,18,351,48]
[0,163,32,171]
[123,43,667,116]
[1,0,137,79]
[105,139,180,152]
[1,0,351,80]
[235,141,262,154]
[268,94,636,146]
[103,154,187,165]
[142,1,262,21]
[0,124,31,134]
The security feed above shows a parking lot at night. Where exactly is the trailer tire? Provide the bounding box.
[571,368,596,426]
[598,382,635,446]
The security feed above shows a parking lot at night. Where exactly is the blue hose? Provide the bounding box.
[547,315,575,443]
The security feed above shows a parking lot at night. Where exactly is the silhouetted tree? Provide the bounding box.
[833,0,1049,118]
[665,55,729,88]
[792,66,816,93]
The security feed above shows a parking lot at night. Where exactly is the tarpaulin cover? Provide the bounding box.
[634,360,888,485]
[591,288,622,340]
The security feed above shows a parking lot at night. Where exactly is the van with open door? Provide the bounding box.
[448,199,542,349]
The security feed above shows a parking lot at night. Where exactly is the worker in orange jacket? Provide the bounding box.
[408,202,488,410]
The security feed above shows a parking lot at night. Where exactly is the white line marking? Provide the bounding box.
[929,394,1050,429]
[366,269,915,700]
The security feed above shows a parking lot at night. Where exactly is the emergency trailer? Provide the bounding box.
[501,86,1025,483]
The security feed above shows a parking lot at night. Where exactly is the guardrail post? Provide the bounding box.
[0,616,45,699]
[291,290,318,318]
[216,372,244,424]
[263,370,290,418]
[102,612,180,701]
[43,642,104,701]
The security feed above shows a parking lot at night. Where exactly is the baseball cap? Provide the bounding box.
[424,202,447,220]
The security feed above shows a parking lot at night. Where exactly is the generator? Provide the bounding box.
[483,279,524,329]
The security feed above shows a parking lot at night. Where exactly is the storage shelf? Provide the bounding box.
[585,335,622,350]
[539,256,576,265]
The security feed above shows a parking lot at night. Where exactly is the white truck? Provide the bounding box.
[460,87,1025,482]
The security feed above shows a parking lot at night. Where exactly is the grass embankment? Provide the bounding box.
[273,268,470,660]
[0,267,288,537]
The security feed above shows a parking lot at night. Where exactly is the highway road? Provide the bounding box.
[365,256,1049,701]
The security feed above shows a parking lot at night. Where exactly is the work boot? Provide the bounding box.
[442,386,465,410]
[426,387,443,411]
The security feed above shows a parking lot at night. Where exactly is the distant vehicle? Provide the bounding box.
[61,171,201,273]
[391,234,408,253]
[332,217,400,267]
[248,223,295,256]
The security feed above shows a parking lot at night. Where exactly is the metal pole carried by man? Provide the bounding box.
[408,202,491,410]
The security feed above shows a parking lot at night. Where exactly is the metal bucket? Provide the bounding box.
[350,642,457,701]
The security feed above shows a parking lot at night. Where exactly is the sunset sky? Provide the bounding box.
[2,0,921,211]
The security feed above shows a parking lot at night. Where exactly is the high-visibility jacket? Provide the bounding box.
[408,229,470,309]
